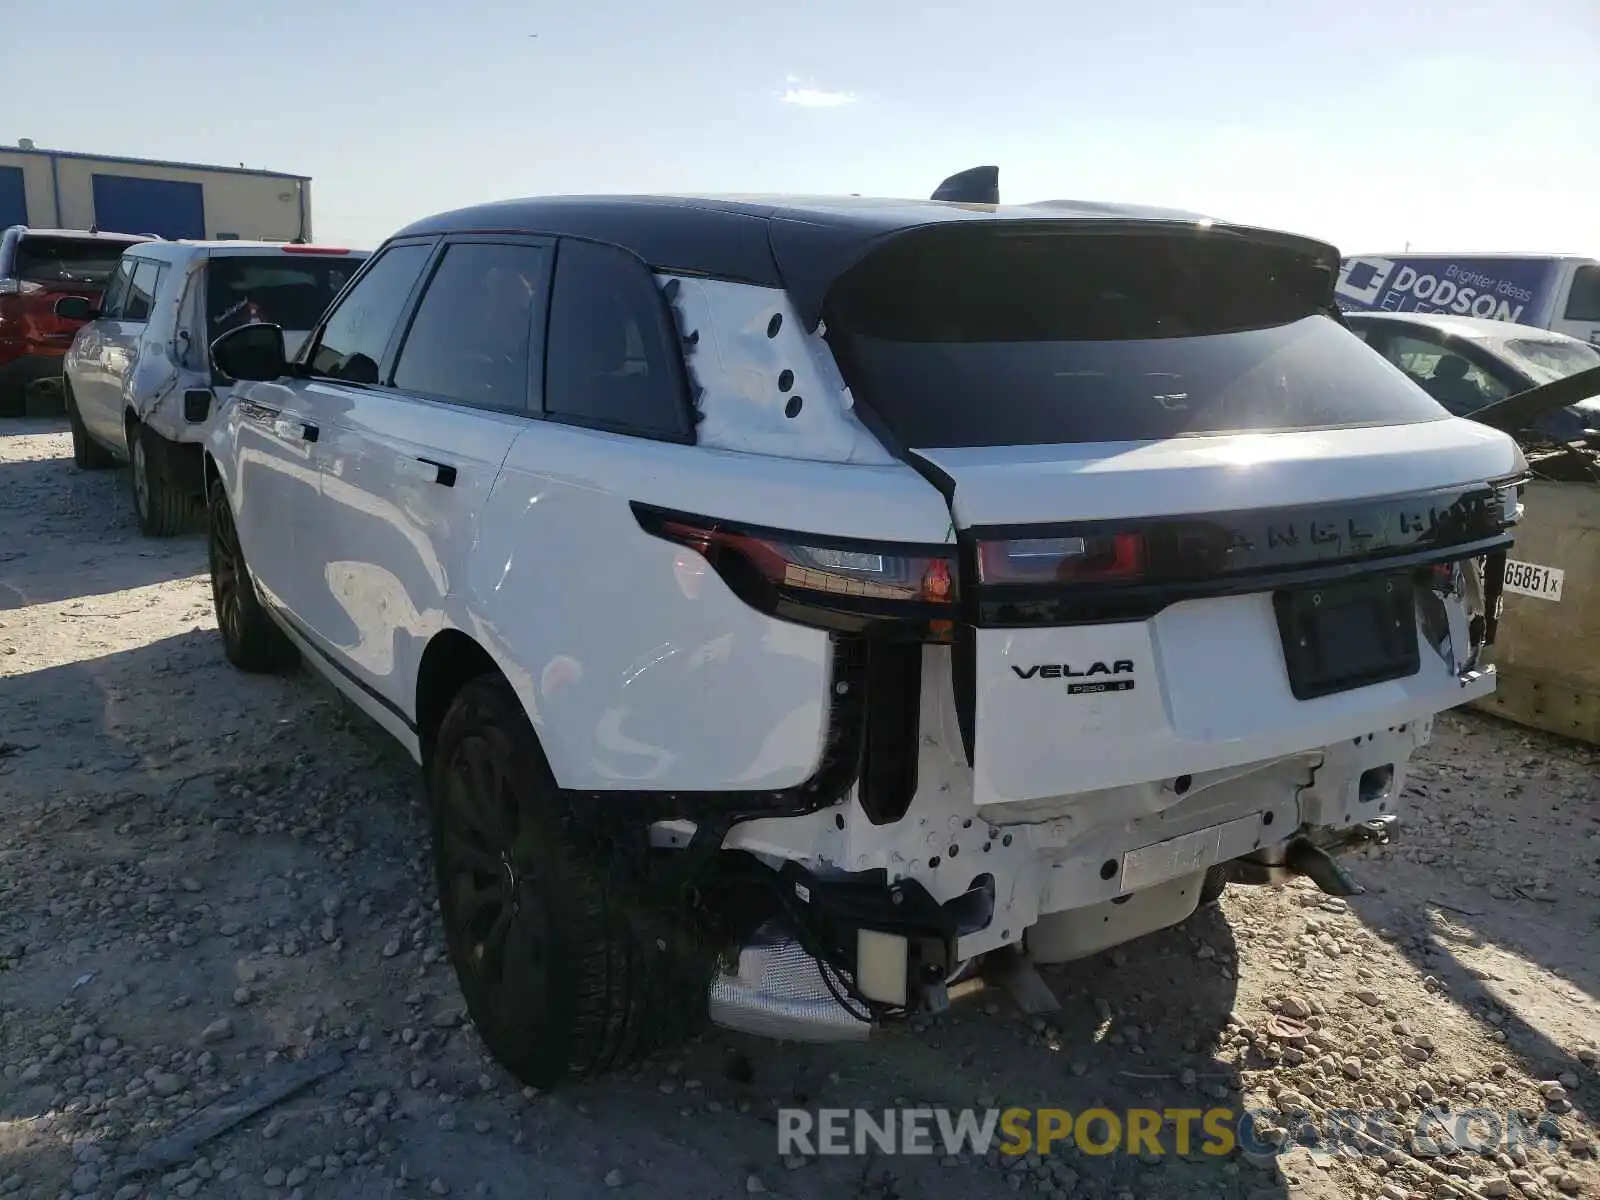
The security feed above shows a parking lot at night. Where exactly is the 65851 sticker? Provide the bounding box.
[1502,560,1564,602]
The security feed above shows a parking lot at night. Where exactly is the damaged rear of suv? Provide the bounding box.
[204,179,1525,1087]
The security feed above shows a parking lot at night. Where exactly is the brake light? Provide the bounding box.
[977,532,1147,585]
[635,504,959,641]
[281,245,351,255]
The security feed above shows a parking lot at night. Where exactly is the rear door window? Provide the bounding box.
[123,260,165,323]
[1381,333,1510,414]
[306,243,433,384]
[13,237,132,287]
[542,239,693,439]
[825,228,1448,448]
[391,241,550,412]
[206,255,363,340]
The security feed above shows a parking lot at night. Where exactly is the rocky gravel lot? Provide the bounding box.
[2,417,1597,1200]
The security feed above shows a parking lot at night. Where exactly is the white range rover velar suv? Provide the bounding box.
[201,178,1526,1087]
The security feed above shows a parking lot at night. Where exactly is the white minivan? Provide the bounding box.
[58,240,366,535]
[1335,253,1600,345]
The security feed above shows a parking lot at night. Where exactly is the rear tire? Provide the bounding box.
[1198,865,1229,907]
[430,675,707,1088]
[65,384,116,469]
[131,423,191,537]
[207,479,299,673]
[0,379,23,419]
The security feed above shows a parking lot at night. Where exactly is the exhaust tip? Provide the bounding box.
[1284,839,1365,897]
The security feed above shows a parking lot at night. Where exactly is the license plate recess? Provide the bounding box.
[1273,572,1419,701]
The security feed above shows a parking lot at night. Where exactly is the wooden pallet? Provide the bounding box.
[1470,479,1600,745]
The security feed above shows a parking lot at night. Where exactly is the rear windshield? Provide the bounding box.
[825,228,1449,447]
[207,256,361,338]
[13,237,132,287]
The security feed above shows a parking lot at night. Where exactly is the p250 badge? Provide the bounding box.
[1011,660,1136,695]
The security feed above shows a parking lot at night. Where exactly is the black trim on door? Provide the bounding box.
[268,602,419,734]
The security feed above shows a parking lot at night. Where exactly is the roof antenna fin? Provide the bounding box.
[930,165,998,205]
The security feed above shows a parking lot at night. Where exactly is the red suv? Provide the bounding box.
[0,226,150,416]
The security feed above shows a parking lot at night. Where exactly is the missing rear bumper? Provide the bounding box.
[708,926,872,1042]
[704,859,993,1041]
[1224,814,1401,895]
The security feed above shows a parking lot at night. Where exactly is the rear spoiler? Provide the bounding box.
[930,166,999,205]
[766,167,1340,333]
[1468,364,1600,434]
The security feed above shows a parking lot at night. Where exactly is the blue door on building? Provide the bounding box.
[0,166,27,228]
[91,174,205,239]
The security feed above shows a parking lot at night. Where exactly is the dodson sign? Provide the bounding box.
[1335,256,1553,324]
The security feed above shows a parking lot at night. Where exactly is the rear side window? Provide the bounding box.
[99,259,135,319]
[123,261,165,322]
[392,241,549,412]
[1380,334,1509,414]
[825,228,1448,447]
[1564,266,1600,322]
[12,237,131,286]
[206,255,362,340]
[542,239,691,439]
[307,243,432,384]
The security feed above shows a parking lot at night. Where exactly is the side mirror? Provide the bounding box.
[54,296,96,321]
[211,322,288,382]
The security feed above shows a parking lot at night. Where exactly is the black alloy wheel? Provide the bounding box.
[206,479,298,672]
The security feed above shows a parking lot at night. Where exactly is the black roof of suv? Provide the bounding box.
[390,195,1342,331]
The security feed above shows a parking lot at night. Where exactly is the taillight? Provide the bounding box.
[977,532,1147,585]
[633,504,959,641]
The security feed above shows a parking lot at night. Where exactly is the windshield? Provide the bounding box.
[13,237,133,287]
[206,255,363,338]
[1496,337,1600,386]
[826,229,1447,448]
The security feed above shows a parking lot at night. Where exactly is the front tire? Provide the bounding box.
[207,479,299,673]
[66,384,116,470]
[430,675,707,1088]
[131,423,191,537]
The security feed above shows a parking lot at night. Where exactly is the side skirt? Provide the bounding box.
[261,595,423,763]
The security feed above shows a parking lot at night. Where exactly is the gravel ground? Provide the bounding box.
[2,417,1596,1200]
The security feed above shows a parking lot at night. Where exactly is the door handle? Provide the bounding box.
[399,456,457,488]
[272,417,319,443]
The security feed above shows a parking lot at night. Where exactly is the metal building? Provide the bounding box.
[0,140,311,241]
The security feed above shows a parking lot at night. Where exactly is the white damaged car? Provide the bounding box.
[59,240,366,534]
[199,177,1527,1087]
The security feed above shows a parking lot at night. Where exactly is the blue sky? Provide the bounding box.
[5,0,1596,255]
